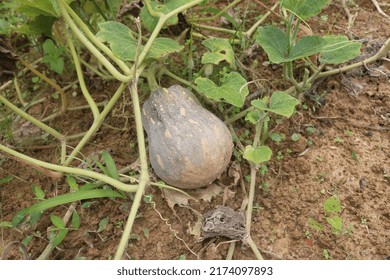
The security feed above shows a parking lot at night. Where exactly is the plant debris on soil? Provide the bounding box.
[1,0,389,260]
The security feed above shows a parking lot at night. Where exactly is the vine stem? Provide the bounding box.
[0,144,138,192]
[56,0,131,82]
[64,28,100,120]
[245,2,279,38]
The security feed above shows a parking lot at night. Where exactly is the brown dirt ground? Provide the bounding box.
[1,0,389,260]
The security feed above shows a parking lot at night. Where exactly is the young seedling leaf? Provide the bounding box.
[51,229,69,247]
[324,196,341,214]
[281,0,330,20]
[72,210,80,230]
[101,151,120,181]
[0,175,13,184]
[268,91,300,117]
[12,189,124,226]
[97,217,109,233]
[243,145,272,164]
[41,39,64,74]
[254,26,288,64]
[0,221,12,228]
[140,0,189,31]
[195,72,249,107]
[308,218,325,231]
[319,35,362,64]
[32,184,45,200]
[66,175,79,191]
[50,214,65,229]
[201,38,236,68]
[97,21,183,61]
[252,92,299,117]
[326,215,343,234]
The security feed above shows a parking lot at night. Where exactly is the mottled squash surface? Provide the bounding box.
[142,85,233,189]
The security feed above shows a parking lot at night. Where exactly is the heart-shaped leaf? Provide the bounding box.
[252,91,299,117]
[201,38,235,67]
[243,145,272,164]
[281,0,330,20]
[97,21,183,61]
[319,35,362,64]
[195,72,249,107]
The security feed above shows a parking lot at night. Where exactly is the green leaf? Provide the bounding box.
[140,0,188,31]
[72,211,80,230]
[32,184,45,200]
[100,151,119,180]
[0,175,13,184]
[201,38,235,68]
[319,35,362,64]
[41,39,64,74]
[50,229,69,247]
[252,91,299,117]
[18,0,60,18]
[269,91,300,117]
[289,36,326,61]
[245,110,261,124]
[12,189,124,226]
[17,15,56,36]
[97,217,109,233]
[0,221,13,228]
[281,0,330,20]
[270,132,283,143]
[291,133,301,142]
[243,145,272,164]
[324,196,341,214]
[22,235,33,247]
[50,214,65,229]
[96,21,183,61]
[326,215,343,234]
[67,175,79,191]
[254,26,288,64]
[96,21,136,61]
[195,72,249,107]
[147,37,184,60]
[255,26,325,63]
[308,218,324,231]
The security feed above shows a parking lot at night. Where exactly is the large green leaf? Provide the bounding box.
[201,38,235,67]
[96,21,183,61]
[319,35,362,64]
[251,91,299,117]
[255,26,325,63]
[254,26,288,64]
[18,0,74,18]
[243,145,272,164]
[17,15,56,36]
[289,35,326,60]
[140,0,189,31]
[195,72,249,107]
[281,0,330,20]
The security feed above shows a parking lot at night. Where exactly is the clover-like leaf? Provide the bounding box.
[41,39,65,74]
[97,21,183,61]
[252,91,299,117]
[319,35,362,64]
[140,0,188,31]
[195,72,249,107]
[281,0,330,20]
[243,145,272,164]
[201,38,235,68]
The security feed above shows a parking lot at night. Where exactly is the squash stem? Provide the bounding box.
[145,63,160,91]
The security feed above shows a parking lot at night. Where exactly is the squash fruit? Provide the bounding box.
[142,85,233,189]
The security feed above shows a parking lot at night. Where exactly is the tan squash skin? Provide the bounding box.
[142,85,233,189]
